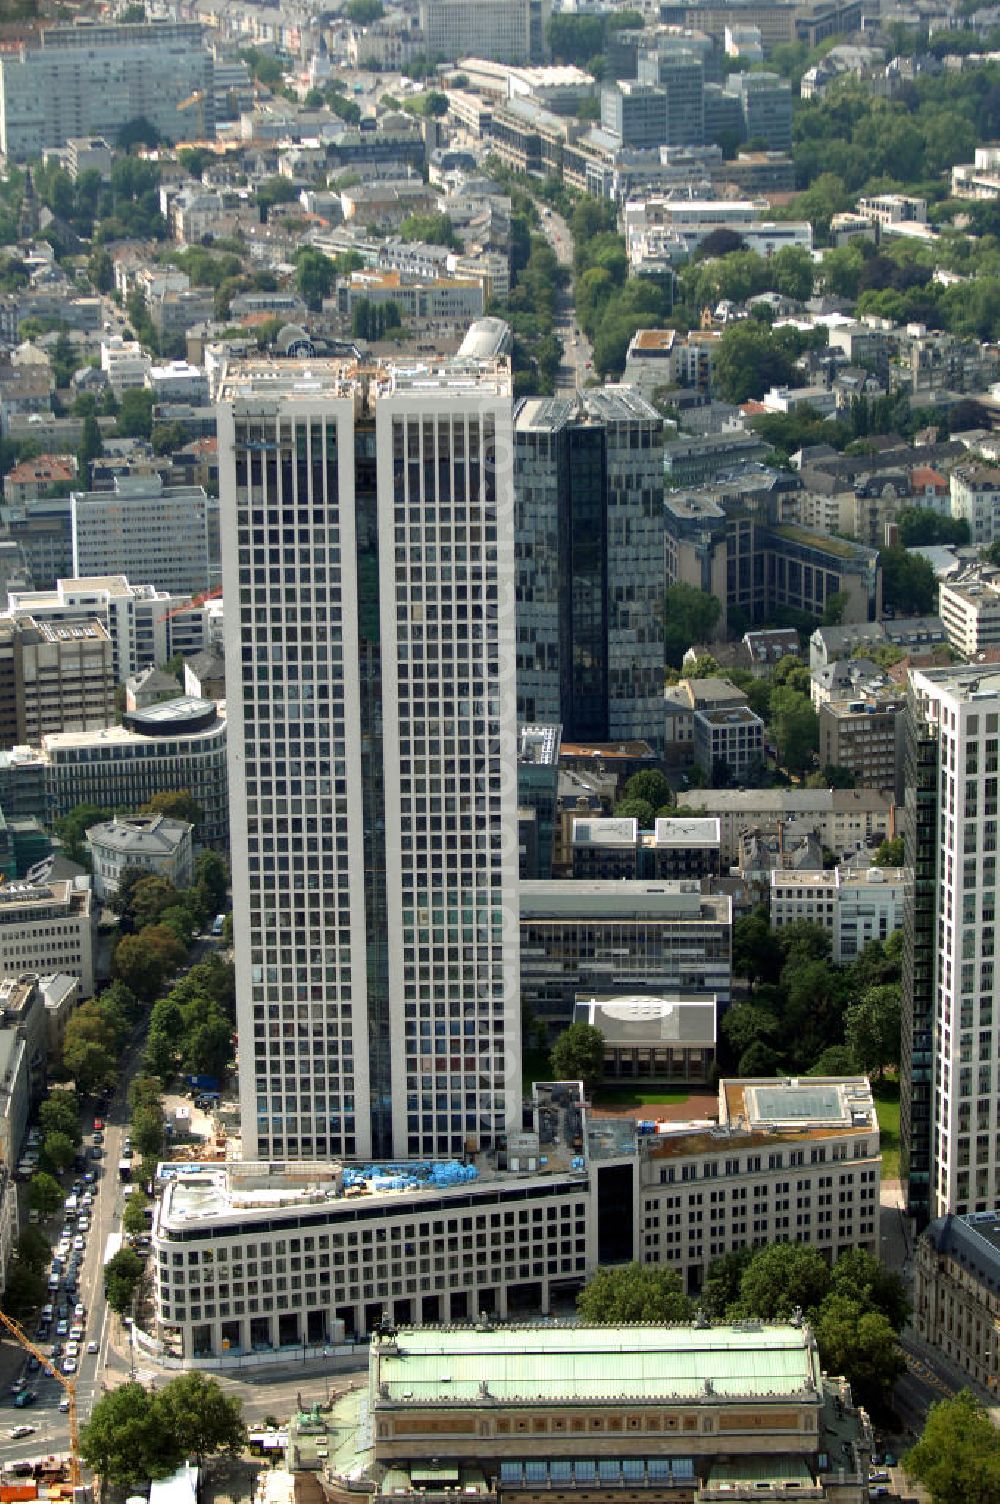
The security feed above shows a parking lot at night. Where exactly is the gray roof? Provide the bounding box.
[575,994,717,1046]
[184,648,225,679]
[86,813,191,856]
[925,1211,1000,1293]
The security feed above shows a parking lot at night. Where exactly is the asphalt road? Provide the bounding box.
[538,207,594,393]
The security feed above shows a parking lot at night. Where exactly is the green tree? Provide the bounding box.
[117,388,154,439]
[141,790,202,828]
[17,1225,52,1274]
[713,321,797,403]
[576,1263,693,1323]
[43,1129,76,1173]
[122,1191,150,1239]
[732,908,784,985]
[769,686,819,775]
[905,1391,1000,1504]
[807,1044,859,1075]
[735,1242,831,1320]
[398,212,458,248]
[844,983,902,1079]
[664,582,722,668]
[194,851,228,914]
[39,1092,81,1143]
[55,801,110,863]
[880,546,937,615]
[103,1247,145,1317]
[700,1249,752,1318]
[737,1039,782,1075]
[814,1295,905,1413]
[550,1021,605,1092]
[346,0,384,18]
[295,247,337,311]
[721,1002,780,1062]
[132,1104,165,1162]
[897,508,970,547]
[154,1373,246,1465]
[29,1170,64,1219]
[80,1382,179,1488]
[117,117,160,152]
[1,1258,46,1319]
[829,1248,910,1331]
[875,836,904,867]
[620,770,672,811]
[113,925,187,1002]
[614,797,655,828]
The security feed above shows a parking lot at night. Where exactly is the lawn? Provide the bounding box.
[874,1079,901,1181]
[592,1086,690,1109]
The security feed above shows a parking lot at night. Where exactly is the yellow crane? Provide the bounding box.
[0,1309,80,1488]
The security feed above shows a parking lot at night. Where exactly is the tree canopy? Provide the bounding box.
[576,1263,693,1324]
[905,1391,1000,1504]
[550,1022,605,1093]
[81,1376,245,1487]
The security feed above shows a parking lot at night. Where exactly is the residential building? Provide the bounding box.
[914,1209,1000,1393]
[419,0,549,66]
[8,577,210,685]
[71,477,219,598]
[43,698,228,851]
[65,137,113,182]
[938,569,1000,657]
[625,197,811,270]
[218,352,520,1163]
[692,704,765,780]
[573,994,717,1084]
[903,667,1000,1220]
[519,880,731,1034]
[676,787,895,865]
[342,1317,872,1504]
[0,22,214,160]
[3,454,76,505]
[100,338,152,398]
[514,392,665,748]
[86,814,194,902]
[809,617,947,671]
[770,865,905,964]
[949,465,1000,547]
[856,193,928,232]
[818,694,906,798]
[0,615,114,744]
[811,658,891,710]
[0,880,94,996]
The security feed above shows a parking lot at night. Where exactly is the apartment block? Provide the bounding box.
[938,570,1000,658]
[519,880,731,1034]
[693,705,765,780]
[949,466,1000,547]
[818,695,906,798]
[770,866,905,965]
[677,787,895,865]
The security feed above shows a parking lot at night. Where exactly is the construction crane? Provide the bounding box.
[177,90,208,141]
[0,1309,80,1488]
[156,583,223,626]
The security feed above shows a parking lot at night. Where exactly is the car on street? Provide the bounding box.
[61,1359,76,1376]
[9,1426,35,1438]
[86,1341,99,1355]
[69,1325,83,1341]
[74,1304,85,1320]
[13,1391,36,1408]
[72,1236,84,1251]
[64,1342,79,1358]
[93,1118,104,1131]
[55,1320,68,1336]
[59,1397,70,1413]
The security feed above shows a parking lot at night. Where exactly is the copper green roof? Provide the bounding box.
[372,1324,821,1404]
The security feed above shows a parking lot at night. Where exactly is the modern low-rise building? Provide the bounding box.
[43,698,228,850]
[86,814,194,902]
[519,880,731,1034]
[570,815,721,881]
[574,993,716,1084]
[770,865,905,964]
[693,704,765,779]
[0,880,93,996]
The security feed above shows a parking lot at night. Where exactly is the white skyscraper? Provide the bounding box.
[905,666,1000,1219]
[218,354,521,1163]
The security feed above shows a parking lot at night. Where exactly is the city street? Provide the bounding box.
[538,207,594,393]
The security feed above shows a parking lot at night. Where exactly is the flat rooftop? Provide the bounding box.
[218,355,511,403]
[646,1075,877,1160]
[370,1323,823,1404]
[574,994,717,1046]
[653,816,720,847]
[571,816,638,847]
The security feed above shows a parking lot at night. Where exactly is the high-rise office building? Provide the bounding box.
[636,49,705,146]
[0,22,214,160]
[218,354,521,1164]
[71,476,219,599]
[514,391,665,748]
[903,666,1000,1223]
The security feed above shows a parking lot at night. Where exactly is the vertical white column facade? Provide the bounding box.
[219,358,520,1163]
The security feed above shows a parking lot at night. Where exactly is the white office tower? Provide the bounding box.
[907,666,1000,1218]
[218,354,521,1163]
